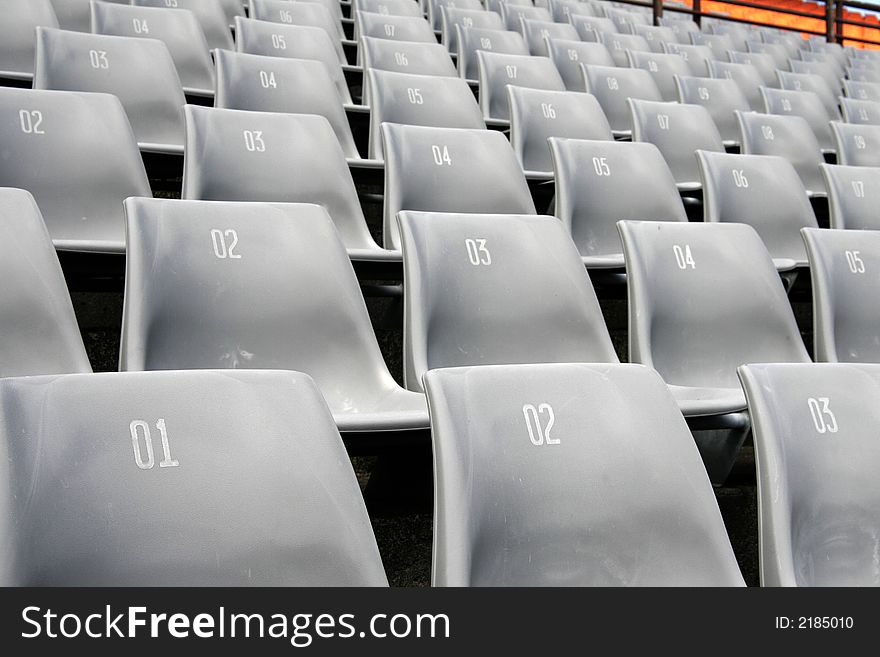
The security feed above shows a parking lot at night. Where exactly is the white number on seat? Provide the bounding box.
[89,50,109,69]
[211,229,242,259]
[648,60,659,73]
[732,169,749,188]
[462,17,473,28]
[130,419,179,470]
[384,24,395,37]
[852,180,865,198]
[523,404,558,446]
[407,87,424,104]
[505,65,517,79]
[132,18,149,34]
[18,110,44,135]
[673,244,695,270]
[780,98,792,112]
[271,34,287,50]
[855,134,867,149]
[792,80,802,90]
[567,49,578,61]
[606,76,619,90]
[698,86,710,100]
[657,114,670,130]
[592,156,610,176]
[279,9,293,22]
[761,125,774,140]
[243,130,266,152]
[394,52,408,66]
[164,0,178,6]
[845,250,865,273]
[465,238,491,265]
[807,397,838,434]
[431,144,452,166]
[541,103,556,119]
[480,37,492,50]
[259,70,277,89]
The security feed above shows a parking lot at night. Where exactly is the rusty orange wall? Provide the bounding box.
[671,0,880,48]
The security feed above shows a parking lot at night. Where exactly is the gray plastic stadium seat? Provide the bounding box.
[847,66,880,84]
[710,21,750,52]
[690,32,734,59]
[521,19,577,57]
[133,0,233,51]
[738,362,880,586]
[802,227,880,362]
[366,69,485,160]
[777,70,839,119]
[357,12,437,51]
[250,1,347,65]
[0,369,388,586]
[569,15,618,42]
[235,17,352,104]
[0,0,58,81]
[510,88,612,175]
[382,124,536,250]
[675,75,750,146]
[398,212,618,392]
[630,99,724,190]
[662,42,713,76]
[618,220,811,474]
[440,7,504,54]
[820,163,880,229]
[708,59,764,110]
[598,31,651,67]
[762,32,801,59]
[546,39,614,92]
[550,138,686,267]
[761,87,835,152]
[729,50,778,88]
[361,35,457,78]
[582,64,663,137]
[697,151,818,268]
[425,362,745,587]
[789,59,842,95]
[477,51,565,122]
[456,26,529,83]
[499,4,551,34]
[214,50,358,159]
[659,16,700,44]
[843,78,880,102]
[34,27,186,155]
[355,0,423,21]
[633,24,677,53]
[746,39,790,70]
[0,88,150,252]
[50,0,127,32]
[91,0,214,97]
[0,188,91,377]
[841,96,880,126]
[182,106,391,260]
[121,198,427,431]
[737,111,826,196]
[548,0,598,23]
[428,0,483,30]
[831,121,880,167]
[626,50,692,102]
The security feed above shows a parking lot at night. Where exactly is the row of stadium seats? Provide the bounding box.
[1,356,877,587]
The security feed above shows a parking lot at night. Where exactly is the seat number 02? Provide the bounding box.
[523,403,558,446]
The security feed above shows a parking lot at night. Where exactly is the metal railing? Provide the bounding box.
[609,0,880,48]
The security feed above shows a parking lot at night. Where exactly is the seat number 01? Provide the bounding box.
[130,419,179,470]
[523,403,558,446]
